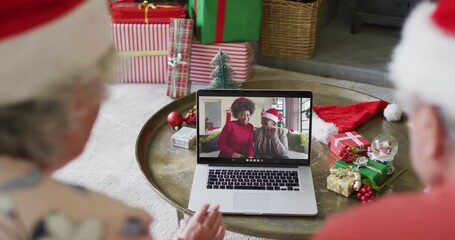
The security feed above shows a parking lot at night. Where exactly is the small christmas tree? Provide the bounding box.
[209,50,241,89]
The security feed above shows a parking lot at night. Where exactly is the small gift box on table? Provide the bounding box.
[190,41,255,85]
[327,167,362,197]
[166,18,193,98]
[112,23,169,83]
[330,131,370,158]
[336,159,388,185]
[188,0,262,44]
[111,2,187,24]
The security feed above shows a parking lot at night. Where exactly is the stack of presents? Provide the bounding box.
[108,0,260,98]
[326,130,401,203]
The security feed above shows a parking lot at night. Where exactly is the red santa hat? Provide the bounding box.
[389,0,455,121]
[0,0,112,106]
[262,108,282,123]
[313,100,402,144]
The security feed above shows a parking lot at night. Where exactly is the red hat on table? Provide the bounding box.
[389,0,455,121]
[0,0,112,106]
[313,100,402,144]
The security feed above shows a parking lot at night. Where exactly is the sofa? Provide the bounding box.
[199,129,309,159]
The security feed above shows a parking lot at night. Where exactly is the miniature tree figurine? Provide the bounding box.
[209,50,241,89]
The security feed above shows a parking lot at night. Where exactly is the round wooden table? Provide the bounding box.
[136,80,420,239]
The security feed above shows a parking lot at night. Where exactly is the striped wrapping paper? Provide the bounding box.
[111,23,169,83]
[190,41,255,84]
[166,18,193,98]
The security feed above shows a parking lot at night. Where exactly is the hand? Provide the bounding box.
[232,152,244,158]
[264,125,277,138]
[176,204,225,240]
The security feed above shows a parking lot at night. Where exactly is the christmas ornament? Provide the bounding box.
[184,108,197,126]
[338,145,362,163]
[368,134,398,175]
[357,184,375,204]
[208,50,241,89]
[167,111,184,130]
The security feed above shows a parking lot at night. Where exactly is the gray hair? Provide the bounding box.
[396,90,455,148]
[0,49,117,164]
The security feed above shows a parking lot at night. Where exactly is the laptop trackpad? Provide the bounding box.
[234,193,271,211]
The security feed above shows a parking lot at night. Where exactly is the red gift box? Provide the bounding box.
[166,18,193,98]
[112,23,170,83]
[329,131,370,158]
[189,41,255,85]
[111,2,187,24]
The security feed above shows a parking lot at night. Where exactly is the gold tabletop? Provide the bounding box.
[136,80,420,239]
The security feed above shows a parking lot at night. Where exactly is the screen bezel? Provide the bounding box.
[196,89,312,167]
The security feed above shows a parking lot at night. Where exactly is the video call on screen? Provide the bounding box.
[198,96,311,161]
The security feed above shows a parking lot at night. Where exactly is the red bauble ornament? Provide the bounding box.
[167,111,184,129]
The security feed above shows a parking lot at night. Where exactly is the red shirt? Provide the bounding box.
[313,179,455,240]
[217,121,254,158]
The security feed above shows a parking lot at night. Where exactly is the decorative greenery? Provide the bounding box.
[208,50,241,89]
[361,168,407,194]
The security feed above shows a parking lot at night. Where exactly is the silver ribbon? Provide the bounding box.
[354,156,383,176]
[168,53,187,68]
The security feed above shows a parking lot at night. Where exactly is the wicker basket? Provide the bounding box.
[260,0,321,59]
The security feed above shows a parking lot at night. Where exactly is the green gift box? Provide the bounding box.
[335,159,388,185]
[188,0,262,44]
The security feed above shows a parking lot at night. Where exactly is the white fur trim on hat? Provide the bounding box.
[384,103,403,121]
[389,1,455,120]
[262,112,279,123]
[0,0,112,106]
[311,111,339,144]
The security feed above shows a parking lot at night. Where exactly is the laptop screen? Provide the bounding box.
[197,89,312,166]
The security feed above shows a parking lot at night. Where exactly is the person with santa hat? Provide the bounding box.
[313,0,455,239]
[0,1,224,239]
[254,108,290,159]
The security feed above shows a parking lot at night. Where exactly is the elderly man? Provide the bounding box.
[313,0,455,239]
[0,1,224,239]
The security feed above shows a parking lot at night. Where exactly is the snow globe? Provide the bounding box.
[367,134,398,175]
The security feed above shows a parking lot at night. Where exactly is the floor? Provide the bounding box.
[257,16,402,88]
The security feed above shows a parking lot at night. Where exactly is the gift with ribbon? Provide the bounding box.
[111,1,187,24]
[327,166,362,197]
[166,18,193,98]
[335,158,388,185]
[112,23,170,83]
[188,0,262,44]
[329,131,370,158]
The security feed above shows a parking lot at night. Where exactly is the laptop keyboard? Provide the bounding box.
[206,169,300,191]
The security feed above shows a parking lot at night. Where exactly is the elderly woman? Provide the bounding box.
[0,1,224,239]
[217,97,256,158]
[313,0,455,239]
[254,108,289,159]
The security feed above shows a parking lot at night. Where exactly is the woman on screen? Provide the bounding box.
[254,108,290,159]
[217,97,255,158]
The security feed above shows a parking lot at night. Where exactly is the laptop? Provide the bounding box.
[188,89,317,216]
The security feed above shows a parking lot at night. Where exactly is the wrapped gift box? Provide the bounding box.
[188,0,262,44]
[166,18,193,98]
[112,23,169,83]
[111,2,187,24]
[190,41,255,85]
[335,159,388,185]
[330,131,370,158]
[172,127,197,149]
[327,167,361,197]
